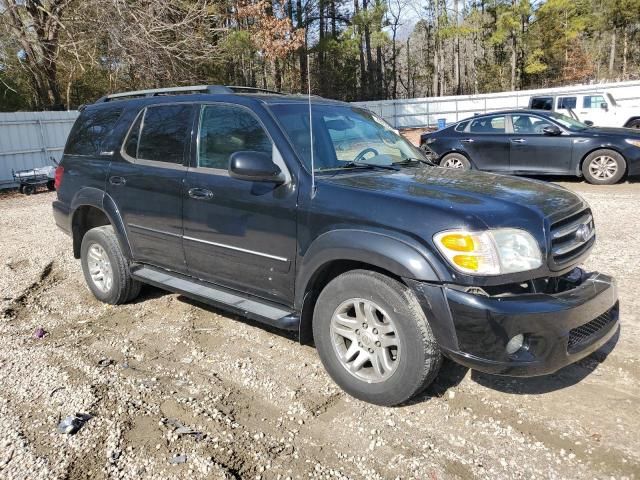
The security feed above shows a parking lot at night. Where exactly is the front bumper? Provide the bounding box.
[410,271,619,376]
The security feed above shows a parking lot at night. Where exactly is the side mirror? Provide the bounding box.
[600,102,608,110]
[542,125,562,136]
[229,151,285,184]
[584,120,594,127]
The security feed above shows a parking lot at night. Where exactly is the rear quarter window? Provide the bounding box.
[454,121,470,132]
[65,107,123,156]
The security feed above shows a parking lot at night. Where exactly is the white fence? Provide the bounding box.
[354,80,640,128]
[0,111,78,186]
[2,80,640,187]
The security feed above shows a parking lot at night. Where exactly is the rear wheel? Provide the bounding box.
[440,152,471,170]
[81,225,141,305]
[23,185,35,195]
[313,270,442,406]
[582,149,626,185]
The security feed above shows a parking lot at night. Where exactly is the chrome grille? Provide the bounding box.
[550,209,595,266]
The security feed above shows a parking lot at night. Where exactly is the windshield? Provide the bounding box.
[269,104,426,172]
[546,112,590,130]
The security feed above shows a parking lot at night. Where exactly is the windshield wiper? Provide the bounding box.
[341,161,400,171]
[394,156,438,167]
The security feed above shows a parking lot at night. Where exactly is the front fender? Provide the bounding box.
[294,229,446,309]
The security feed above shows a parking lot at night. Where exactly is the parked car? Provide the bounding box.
[528,91,640,129]
[53,86,619,406]
[420,109,640,184]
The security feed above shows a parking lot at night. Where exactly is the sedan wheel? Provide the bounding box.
[440,153,471,170]
[442,158,465,168]
[582,149,626,185]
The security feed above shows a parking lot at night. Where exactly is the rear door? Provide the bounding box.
[460,115,510,171]
[508,113,573,174]
[107,103,195,273]
[182,103,298,304]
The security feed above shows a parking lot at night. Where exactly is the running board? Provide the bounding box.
[131,266,299,331]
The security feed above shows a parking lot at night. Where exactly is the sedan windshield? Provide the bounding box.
[269,103,427,172]
[547,112,590,130]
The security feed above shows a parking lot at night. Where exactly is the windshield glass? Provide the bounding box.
[546,112,589,130]
[269,104,425,172]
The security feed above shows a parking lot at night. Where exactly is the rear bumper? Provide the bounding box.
[410,271,619,376]
[52,200,71,235]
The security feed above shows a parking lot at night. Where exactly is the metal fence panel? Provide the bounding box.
[0,110,78,186]
[354,80,640,128]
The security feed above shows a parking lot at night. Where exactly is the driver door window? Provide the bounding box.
[583,95,606,109]
[197,104,273,170]
[511,115,554,135]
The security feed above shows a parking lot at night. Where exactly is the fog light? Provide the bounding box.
[506,334,525,355]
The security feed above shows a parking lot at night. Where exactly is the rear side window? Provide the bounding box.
[469,115,505,134]
[198,104,272,169]
[66,107,123,156]
[530,97,553,110]
[122,104,193,164]
[137,105,193,164]
[557,97,577,109]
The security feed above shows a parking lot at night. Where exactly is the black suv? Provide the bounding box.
[53,85,619,406]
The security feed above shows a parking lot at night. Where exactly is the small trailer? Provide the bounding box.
[12,164,56,195]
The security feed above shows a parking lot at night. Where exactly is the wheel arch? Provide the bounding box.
[623,117,640,128]
[295,229,444,344]
[578,146,628,178]
[70,187,132,259]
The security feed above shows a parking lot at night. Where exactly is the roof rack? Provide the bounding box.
[96,85,284,103]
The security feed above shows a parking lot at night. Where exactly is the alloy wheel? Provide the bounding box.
[442,158,465,169]
[87,243,113,293]
[589,155,618,180]
[330,298,401,383]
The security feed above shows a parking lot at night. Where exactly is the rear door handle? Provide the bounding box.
[511,138,526,144]
[188,188,214,200]
[461,138,474,143]
[109,176,126,185]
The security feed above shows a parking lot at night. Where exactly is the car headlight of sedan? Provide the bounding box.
[625,139,640,148]
[434,229,542,275]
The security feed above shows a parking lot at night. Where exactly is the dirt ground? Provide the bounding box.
[0,179,638,480]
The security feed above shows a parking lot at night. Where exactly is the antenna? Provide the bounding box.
[307,54,316,197]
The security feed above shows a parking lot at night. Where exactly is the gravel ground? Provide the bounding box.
[0,180,638,480]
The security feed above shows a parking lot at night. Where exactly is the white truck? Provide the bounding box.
[528,91,640,129]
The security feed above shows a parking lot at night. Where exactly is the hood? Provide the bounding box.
[319,167,585,224]
[586,126,640,137]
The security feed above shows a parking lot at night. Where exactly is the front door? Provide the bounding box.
[182,103,298,304]
[508,114,573,174]
[462,114,510,171]
[107,103,195,273]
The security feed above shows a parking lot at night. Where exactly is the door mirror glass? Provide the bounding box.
[542,125,561,136]
[229,151,284,183]
[584,120,594,126]
[600,102,608,110]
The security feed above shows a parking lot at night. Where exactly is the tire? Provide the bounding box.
[313,270,442,406]
[23,185,35,195]
[626,119,640,129]
[582,149,626,185]
[47,180,55,191]
[440,152,471,170]
[80,225,141,305]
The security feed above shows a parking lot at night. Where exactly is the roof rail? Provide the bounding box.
[96,85,234,103]
[96,84,285,103]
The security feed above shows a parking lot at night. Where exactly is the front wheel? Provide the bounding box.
[582,149,626,185]
[313,270,442,406]
[626,119,640,129]
[440,152,471,170]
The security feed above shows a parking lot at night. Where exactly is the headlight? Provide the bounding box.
[434,229,542,275]
[625,139,640,148]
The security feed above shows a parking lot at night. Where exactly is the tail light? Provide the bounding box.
[54,165,64,190]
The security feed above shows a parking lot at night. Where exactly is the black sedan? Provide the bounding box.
[420,109,640,184]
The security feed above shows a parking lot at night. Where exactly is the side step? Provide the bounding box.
[131,266,299,331]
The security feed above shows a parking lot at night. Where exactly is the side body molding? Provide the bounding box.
[70,187,133,259]
[294,229,445,310]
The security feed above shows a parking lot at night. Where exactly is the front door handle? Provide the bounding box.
[511,138,526,144]
[188,188,214,200]
[109,176,126,185]
[461,138,474,143]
